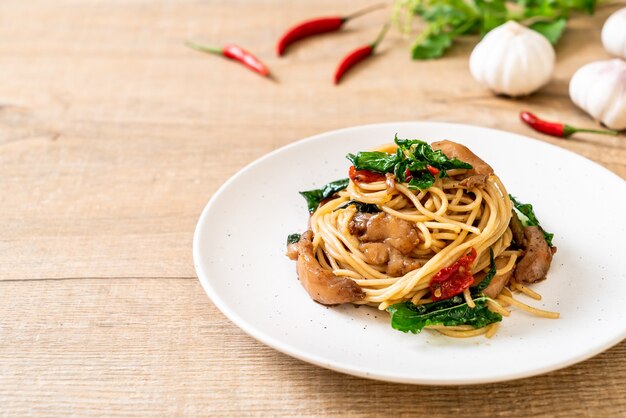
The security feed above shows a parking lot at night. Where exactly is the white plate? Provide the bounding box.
[193,122,626,385]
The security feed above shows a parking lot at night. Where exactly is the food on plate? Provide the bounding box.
[287,136,558,338]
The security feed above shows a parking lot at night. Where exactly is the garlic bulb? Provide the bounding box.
[601,8,626,59]
[569,59,626,130]
[469,21,555,96]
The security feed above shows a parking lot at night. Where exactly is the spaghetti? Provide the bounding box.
[287,137,558,337]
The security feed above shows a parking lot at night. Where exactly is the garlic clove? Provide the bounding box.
[569,59,626,130]
[469,21,555,97]
[601,8,626,59]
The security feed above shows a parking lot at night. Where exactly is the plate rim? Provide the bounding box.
[193,121,626,385]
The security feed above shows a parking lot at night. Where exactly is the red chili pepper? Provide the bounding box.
[349,165,386,183]
[427,165,440,176]
[404,168,413,182]
[520,111,618,138]
[429,248,477,301]
[334,23,390,85]
[186,41,270,77]
[276,4,384,56]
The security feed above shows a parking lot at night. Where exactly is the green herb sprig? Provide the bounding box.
[393,0,597,59]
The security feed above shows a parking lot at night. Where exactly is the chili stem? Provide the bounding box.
[185,41,222,55]
[344,3,386,21]
[371,22,390,50]
[567,126,619,136]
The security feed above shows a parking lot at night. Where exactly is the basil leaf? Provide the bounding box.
[299,178,349,213]
[408,170,435,190]
[394,135,473,171]
[346,152,399,173]
[393,159,410,182]
[509,194,555,247]
[415,143,472,170]
[407,160,429,172]
[473,248,496,292]
[345,135,473,191]
[286,233,301,245]
[387,296,502,334]
[334,200,381,213]
[394,136,428,149]
[530,18,567,44]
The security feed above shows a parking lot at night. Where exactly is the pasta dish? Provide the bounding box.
[287,136,558,338]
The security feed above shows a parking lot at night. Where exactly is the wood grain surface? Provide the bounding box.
[1,0,624,416]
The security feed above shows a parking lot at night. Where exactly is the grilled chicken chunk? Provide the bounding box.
[349,212,419,255]
[359,243,422,276]
[350,212,421,276]
[514,226,555,283]
[431,140,494,188]
[474,257,515,299]
[286,231,365,305]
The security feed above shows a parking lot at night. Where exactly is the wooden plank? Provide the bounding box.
[1,279,624,417]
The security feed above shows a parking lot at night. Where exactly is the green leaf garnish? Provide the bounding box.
[299,178,349,213]
[334,200,381,213]
[387,296,502,334]
[407,170,435,190]
[473,248,496,292]
[346,152,399,173]
[345,135,472,191]
[286,233,301,245]
[509,194,554,246]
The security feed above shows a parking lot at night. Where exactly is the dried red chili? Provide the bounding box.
[349,165,386,183]
[186,41,270,77]
[429,248,477,301]
[520,111,618,138]
[334,23,389,85]
[426,165,440,176]
[276,4,384,56]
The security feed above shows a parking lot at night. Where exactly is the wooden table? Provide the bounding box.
[2,1,625,416]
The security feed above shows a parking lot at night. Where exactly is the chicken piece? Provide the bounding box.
[286,231,365,305]
[514,226,554,283]
[474,257,514,299]
[359,243,421,276]
[351,213,421,276]
[349,212,419,255]
[431,140,494,188]
[387,247,422,276]
[360,242,389,265]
